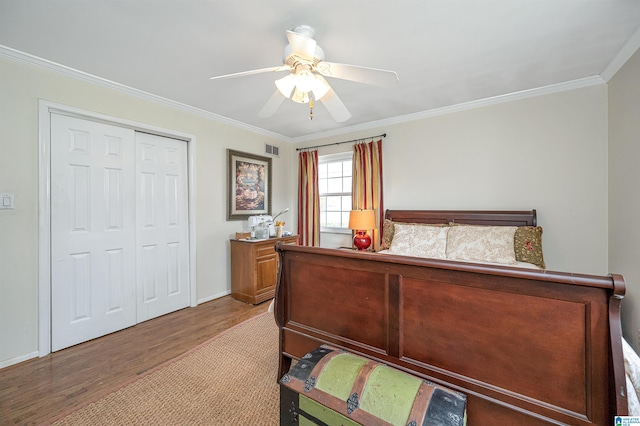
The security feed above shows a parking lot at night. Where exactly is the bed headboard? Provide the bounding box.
[385,209,537,227]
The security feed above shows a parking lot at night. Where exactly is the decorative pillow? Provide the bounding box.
[379,220,448,251]
[388,223,450,259]
[380,219,395,250]
[514,226,545,269]
[446,225,518,265]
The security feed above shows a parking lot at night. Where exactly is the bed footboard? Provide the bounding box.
[274,244,627,425]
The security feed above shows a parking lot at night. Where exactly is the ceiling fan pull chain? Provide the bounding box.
[309,98,314,120]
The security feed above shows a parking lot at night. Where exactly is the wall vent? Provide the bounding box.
[265,143,279,156]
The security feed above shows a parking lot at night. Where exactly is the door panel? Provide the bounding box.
[136,132,190,322]
[51,114,137,351]
[256,255,277,294]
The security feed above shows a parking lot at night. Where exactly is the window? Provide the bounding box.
[319,153,352,232]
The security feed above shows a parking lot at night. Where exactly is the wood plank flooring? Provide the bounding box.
[0,295,269,425]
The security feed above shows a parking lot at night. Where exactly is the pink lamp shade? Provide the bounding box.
[348,209,376,251]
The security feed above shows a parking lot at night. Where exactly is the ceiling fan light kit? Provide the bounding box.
[291,69,315,93]
[291,89,311,104]
[276,67,330,103]
[209,25,398,122]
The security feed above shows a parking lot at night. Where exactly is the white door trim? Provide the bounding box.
[38,99,198,357]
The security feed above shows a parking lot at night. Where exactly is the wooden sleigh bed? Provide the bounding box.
[273,209,628,425]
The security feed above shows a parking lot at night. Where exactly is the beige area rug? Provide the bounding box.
[45,313,279,426]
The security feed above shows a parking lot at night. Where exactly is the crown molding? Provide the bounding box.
[601,26,640,82]
[0,44,291,142]
[291,75,606,144]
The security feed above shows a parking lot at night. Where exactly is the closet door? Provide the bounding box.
[51,114,137,351]
[136,132,190,322]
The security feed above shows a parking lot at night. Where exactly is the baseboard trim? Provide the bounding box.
[197,290,231,305]
[0,351,39,369]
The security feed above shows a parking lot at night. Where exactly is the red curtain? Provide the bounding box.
[297,150,320,246]
[352,140,384,251]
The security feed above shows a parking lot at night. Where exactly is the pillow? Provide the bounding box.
[388,223,450,259]
[379,220,448,251]
[514,226,545,269]
[446,225,518,265]
[380,219,395,250]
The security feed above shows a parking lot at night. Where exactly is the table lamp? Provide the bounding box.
[349,209,376,251]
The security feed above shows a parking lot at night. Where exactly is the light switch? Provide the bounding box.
[0,193,14,209]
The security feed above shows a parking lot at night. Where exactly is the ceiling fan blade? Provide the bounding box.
[319,88,351,123]
[258,90,287,118]
[209,65,290,81]
[286,30,317,60]
[316,62,399,87]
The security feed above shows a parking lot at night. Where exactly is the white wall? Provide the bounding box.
[609,47,640,349]
[299,85,609,275]
[0,55,296,367]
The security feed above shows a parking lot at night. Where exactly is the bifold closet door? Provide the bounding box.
[135,132,190,322]
[51,114,137,351]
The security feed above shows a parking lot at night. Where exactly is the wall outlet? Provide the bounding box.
[0,193,14,209]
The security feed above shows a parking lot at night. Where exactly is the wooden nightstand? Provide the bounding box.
[230,235,298,304]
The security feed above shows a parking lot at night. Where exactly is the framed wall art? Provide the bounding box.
[227,149,272,220]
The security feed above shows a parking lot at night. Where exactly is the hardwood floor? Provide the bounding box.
[0,295,269,425]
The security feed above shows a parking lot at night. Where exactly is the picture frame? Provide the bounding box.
[227,149,272,220]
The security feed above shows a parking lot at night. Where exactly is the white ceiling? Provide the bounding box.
[2,1,640,142]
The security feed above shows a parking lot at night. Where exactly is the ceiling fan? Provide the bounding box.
[209,25,399,122]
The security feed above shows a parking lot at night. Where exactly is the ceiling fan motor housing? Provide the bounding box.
[283,44,324,68]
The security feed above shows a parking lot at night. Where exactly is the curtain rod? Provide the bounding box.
[296,133,386,151]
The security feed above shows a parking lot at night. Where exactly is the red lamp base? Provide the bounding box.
[353,230,372,251]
